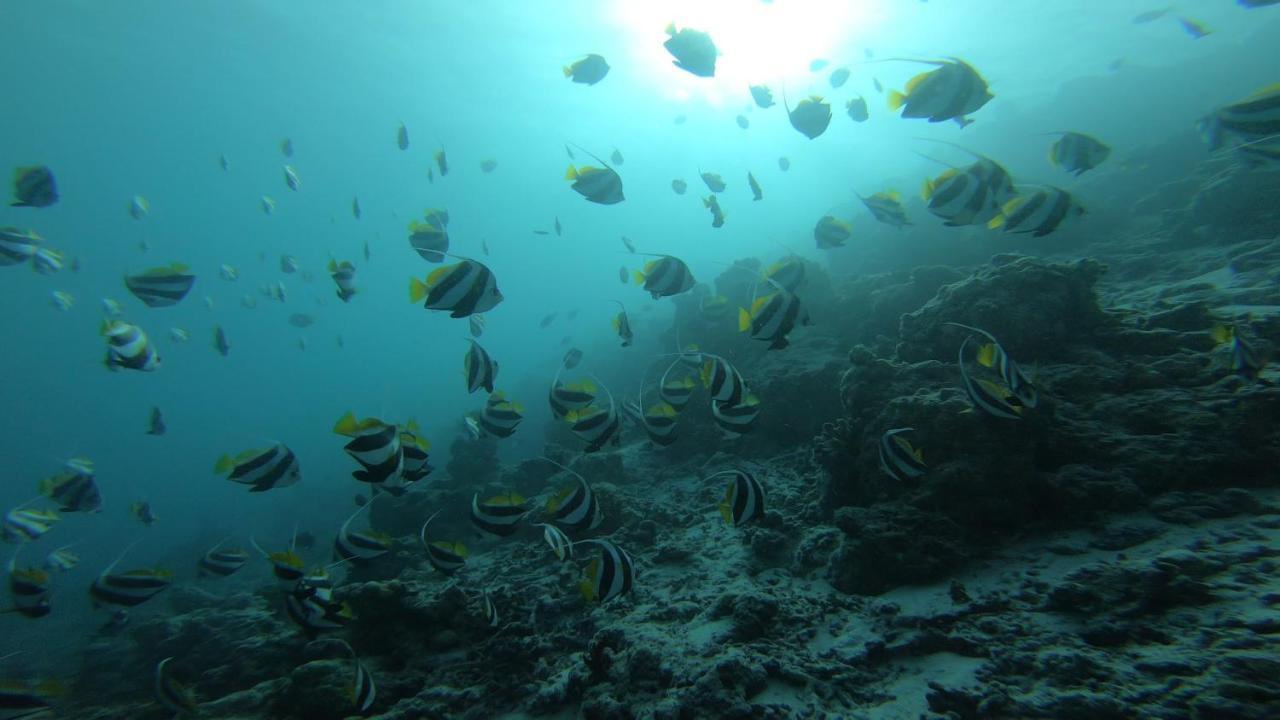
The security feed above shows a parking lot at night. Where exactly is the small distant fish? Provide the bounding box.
[434,148,449,176]
[621,236,636,253]
[957,337,1024,420]
[814,215,852,248]
[352,196,362,220]
[1211,324,1265,380]
[873,77,883,93]
[0,226,41,266]
[45,545,79,572]
[215,443,301,492]
[169,327,188,342]
[420,510,468,575]
[539,312,557,328]
[199,543,249,577]
[703,194,726,228]
[749,84,775,108]
[288,313,314,328]
[10,166,58,207]
[102,320,161,372]
[98,298,124,317]
[634,254,696,299]
[674,115,687,124]
[129,195,150,220]
[747,172,762,201]
[4,505,59,543]
[563,348,583,369]
[565,157,624,205]
[130,501,158,526]
[283,165,301,191]
[7,552,51,618]
[786,94,832,139]
[537,523,574,562]
[125,263,196,307]
[610,148,624,165]
[280,255,298,273]
[213,325,230,356]
[50,290,73,311]
[285,575,353,633]
[155,657,198,716]
[564,54,611,85]
[663,23,717,77]
[716,469,765,526]
[736,115,749,129]
[618,266,628,283]
[554,216,563,236]
[480,159,498,173]
[778,157,791,171]
[888,58,992,127]
[481,239,490,256]
[809,58,829,71]
[672,179,687,195]
[700,171,726,193]
[1132,7,1171,23]
[1047,131,1111,176]
[280,138,294,157]
[469,314,485,338]
[577,540,634,603]
[261,196,277,214]
[409,258,503,318]
[219,154,230,171]
[397,122,410,150]
[464,340,499,394]
[470,492,530,537]
[846,96,869,122]
[147,406,166,435]
[879,427,927,482]
[533,230,549,236]
[829,67,850,88]
[329,259,357,302]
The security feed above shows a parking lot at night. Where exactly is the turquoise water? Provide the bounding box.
[2,0,1279,712]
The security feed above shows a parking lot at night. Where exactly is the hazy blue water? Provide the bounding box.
[2,0,1279,674]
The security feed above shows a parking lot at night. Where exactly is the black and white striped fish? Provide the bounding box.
[887,58,992,127]
[549,377,597,420]
[577,540,634,604]
[470,492,529,537]
[155,657,198,716]
[957,337,1024,420]
[329,260,357,302]
[700,355,747,406]
[922,159,1010,227]
[214,443,301,492]
[283,164,301,191]
[536,523,574,561]
[1199,83,1280,151]
[1047,132,1110,176]
[711,394,761,437]
[124,263,196,308]
[7,549,52,619]
[565,157,624,205]
[399,428,433,484]
[764,257,806,292]
[481,589,499,627]
[408,209,450,263]
[859,191,913,229]
[0,227,42,265]
[102,320,161,372]
[659,362,697,411]
[478,392,524,438]
[2,506,59,543]
[333,500,392,563]
[89,545,173,607]
[284,578,352,634]
[419,510,468,575]
[198,544,249,577]
[878,427,927,482]
[565,379,621,452]
[715,469,765,526]
[612,302,634,346]
[946,323,1038,408]
[739,282,809,350]
[633,254,695,299]
[349,653,377,714]
[626,398,678,446]
[333,412,404,485]
[469,314,485,337]
[409,258,504,318]
[813,215,852,248]
[10,165,58,207]
[987,186,1084,237]
[464,340,499,394]
[38,461,102,513]
[250,534,307,584]
[542,462,603,531]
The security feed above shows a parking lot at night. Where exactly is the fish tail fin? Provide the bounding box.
[562,66,572,77]
[737,308,751,332]
[408,277,429,303]
[987,214,1006,230]
[887,90,907,111]
[214,454,235,474]
[564,165,579,180]
[1210,325,1234,345]
[633,271,645,285]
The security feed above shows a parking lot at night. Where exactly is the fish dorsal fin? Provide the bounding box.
[425,264,452,288]
[904,70,931,94]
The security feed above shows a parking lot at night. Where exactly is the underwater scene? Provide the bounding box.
[2,1,1280,718]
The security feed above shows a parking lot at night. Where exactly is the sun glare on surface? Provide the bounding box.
[611,0,884,106]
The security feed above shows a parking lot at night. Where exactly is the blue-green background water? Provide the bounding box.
[2,0,1279,677]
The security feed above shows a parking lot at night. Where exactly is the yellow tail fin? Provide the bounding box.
[738,308,752,332]
[887,90,907,111]
[409,277,428,303]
